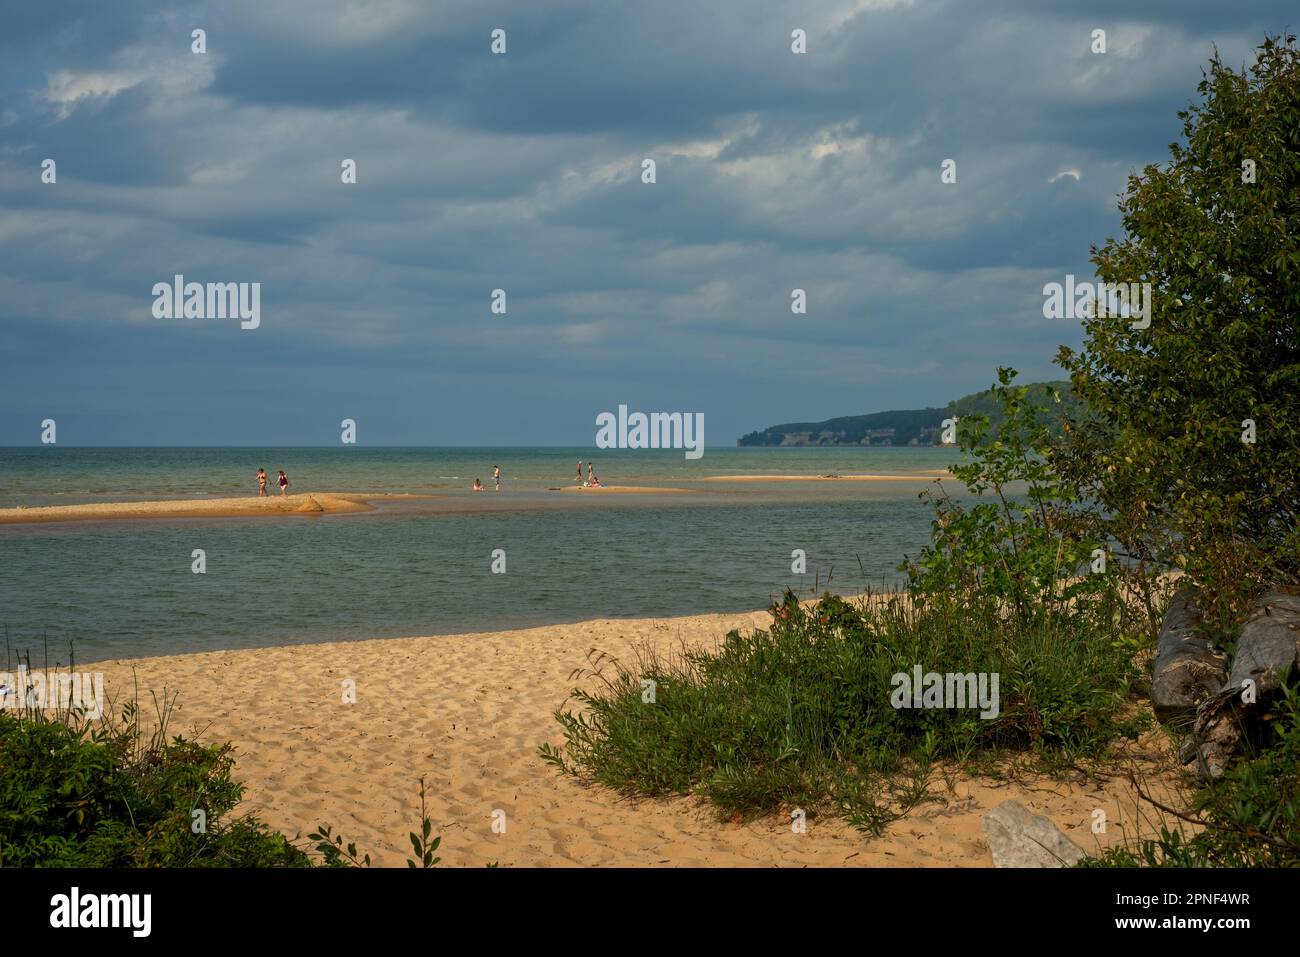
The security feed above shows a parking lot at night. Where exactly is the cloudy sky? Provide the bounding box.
[0,1,1291,445]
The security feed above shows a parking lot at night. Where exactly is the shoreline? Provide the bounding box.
[551,484,693,494]
[89,605,1182,867]
[0,477,945,525]
[702,472,949,482]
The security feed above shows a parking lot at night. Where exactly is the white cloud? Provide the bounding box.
[43,70,142,118]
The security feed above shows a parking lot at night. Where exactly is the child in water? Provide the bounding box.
[473,478,484,491]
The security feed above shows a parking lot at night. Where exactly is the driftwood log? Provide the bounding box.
[1155,589,1300,779]
[1151,589,1229,722]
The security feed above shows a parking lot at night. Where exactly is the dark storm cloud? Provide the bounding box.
[0,1,1292,444]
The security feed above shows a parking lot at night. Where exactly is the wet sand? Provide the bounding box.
[702,472,949,482]
[0,493,388,525]
[552,485,693,494]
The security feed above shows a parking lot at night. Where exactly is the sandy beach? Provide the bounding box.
[0,493,395,525]
[94,608,1184,868]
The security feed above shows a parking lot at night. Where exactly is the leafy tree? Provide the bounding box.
[1056,35,1300,635]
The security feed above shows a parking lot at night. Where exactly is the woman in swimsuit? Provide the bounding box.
[278,470,289,496]
[257,468,267,497]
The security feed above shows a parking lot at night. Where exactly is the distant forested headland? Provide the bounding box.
[737,380,1085,446]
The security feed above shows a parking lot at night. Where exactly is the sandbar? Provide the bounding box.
[0,493,388,525]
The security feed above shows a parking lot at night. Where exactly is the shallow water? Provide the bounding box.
[0,446,961,662]
[0,445,953,505]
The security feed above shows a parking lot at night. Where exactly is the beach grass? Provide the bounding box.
[541,588,1152,833]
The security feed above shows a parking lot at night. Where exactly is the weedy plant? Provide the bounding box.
[310,775,442,868]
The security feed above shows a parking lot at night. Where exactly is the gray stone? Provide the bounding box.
[1152,589,1230,722]
[983,799,1086,868]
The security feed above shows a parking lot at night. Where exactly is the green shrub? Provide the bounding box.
[542,589,1146,832]
[0,668,452,869]
[0,697,309,867]
[902,366,1162,640]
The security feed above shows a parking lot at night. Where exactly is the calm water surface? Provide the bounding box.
[0,447,964,662]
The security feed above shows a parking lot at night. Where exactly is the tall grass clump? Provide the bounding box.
[542,588,1147,832]
[542,371,1158,831]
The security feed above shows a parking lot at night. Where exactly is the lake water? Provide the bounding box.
[0,446,961,662]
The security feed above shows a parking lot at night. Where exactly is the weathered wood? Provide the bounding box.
[1152,589,1229,722]
[1227,591,1300,696]
[1185,590,1300,779]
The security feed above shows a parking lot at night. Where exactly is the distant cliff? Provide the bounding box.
[737,381,1080,446]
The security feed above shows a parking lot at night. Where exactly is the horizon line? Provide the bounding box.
[0,444,929,450]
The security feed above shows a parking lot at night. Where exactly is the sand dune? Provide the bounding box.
[0,493,390,525]
[93,608,1183,868]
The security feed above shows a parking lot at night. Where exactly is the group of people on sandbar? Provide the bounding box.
[473,465,502,492]
[251,460,609,496]
[255,468,290,496]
